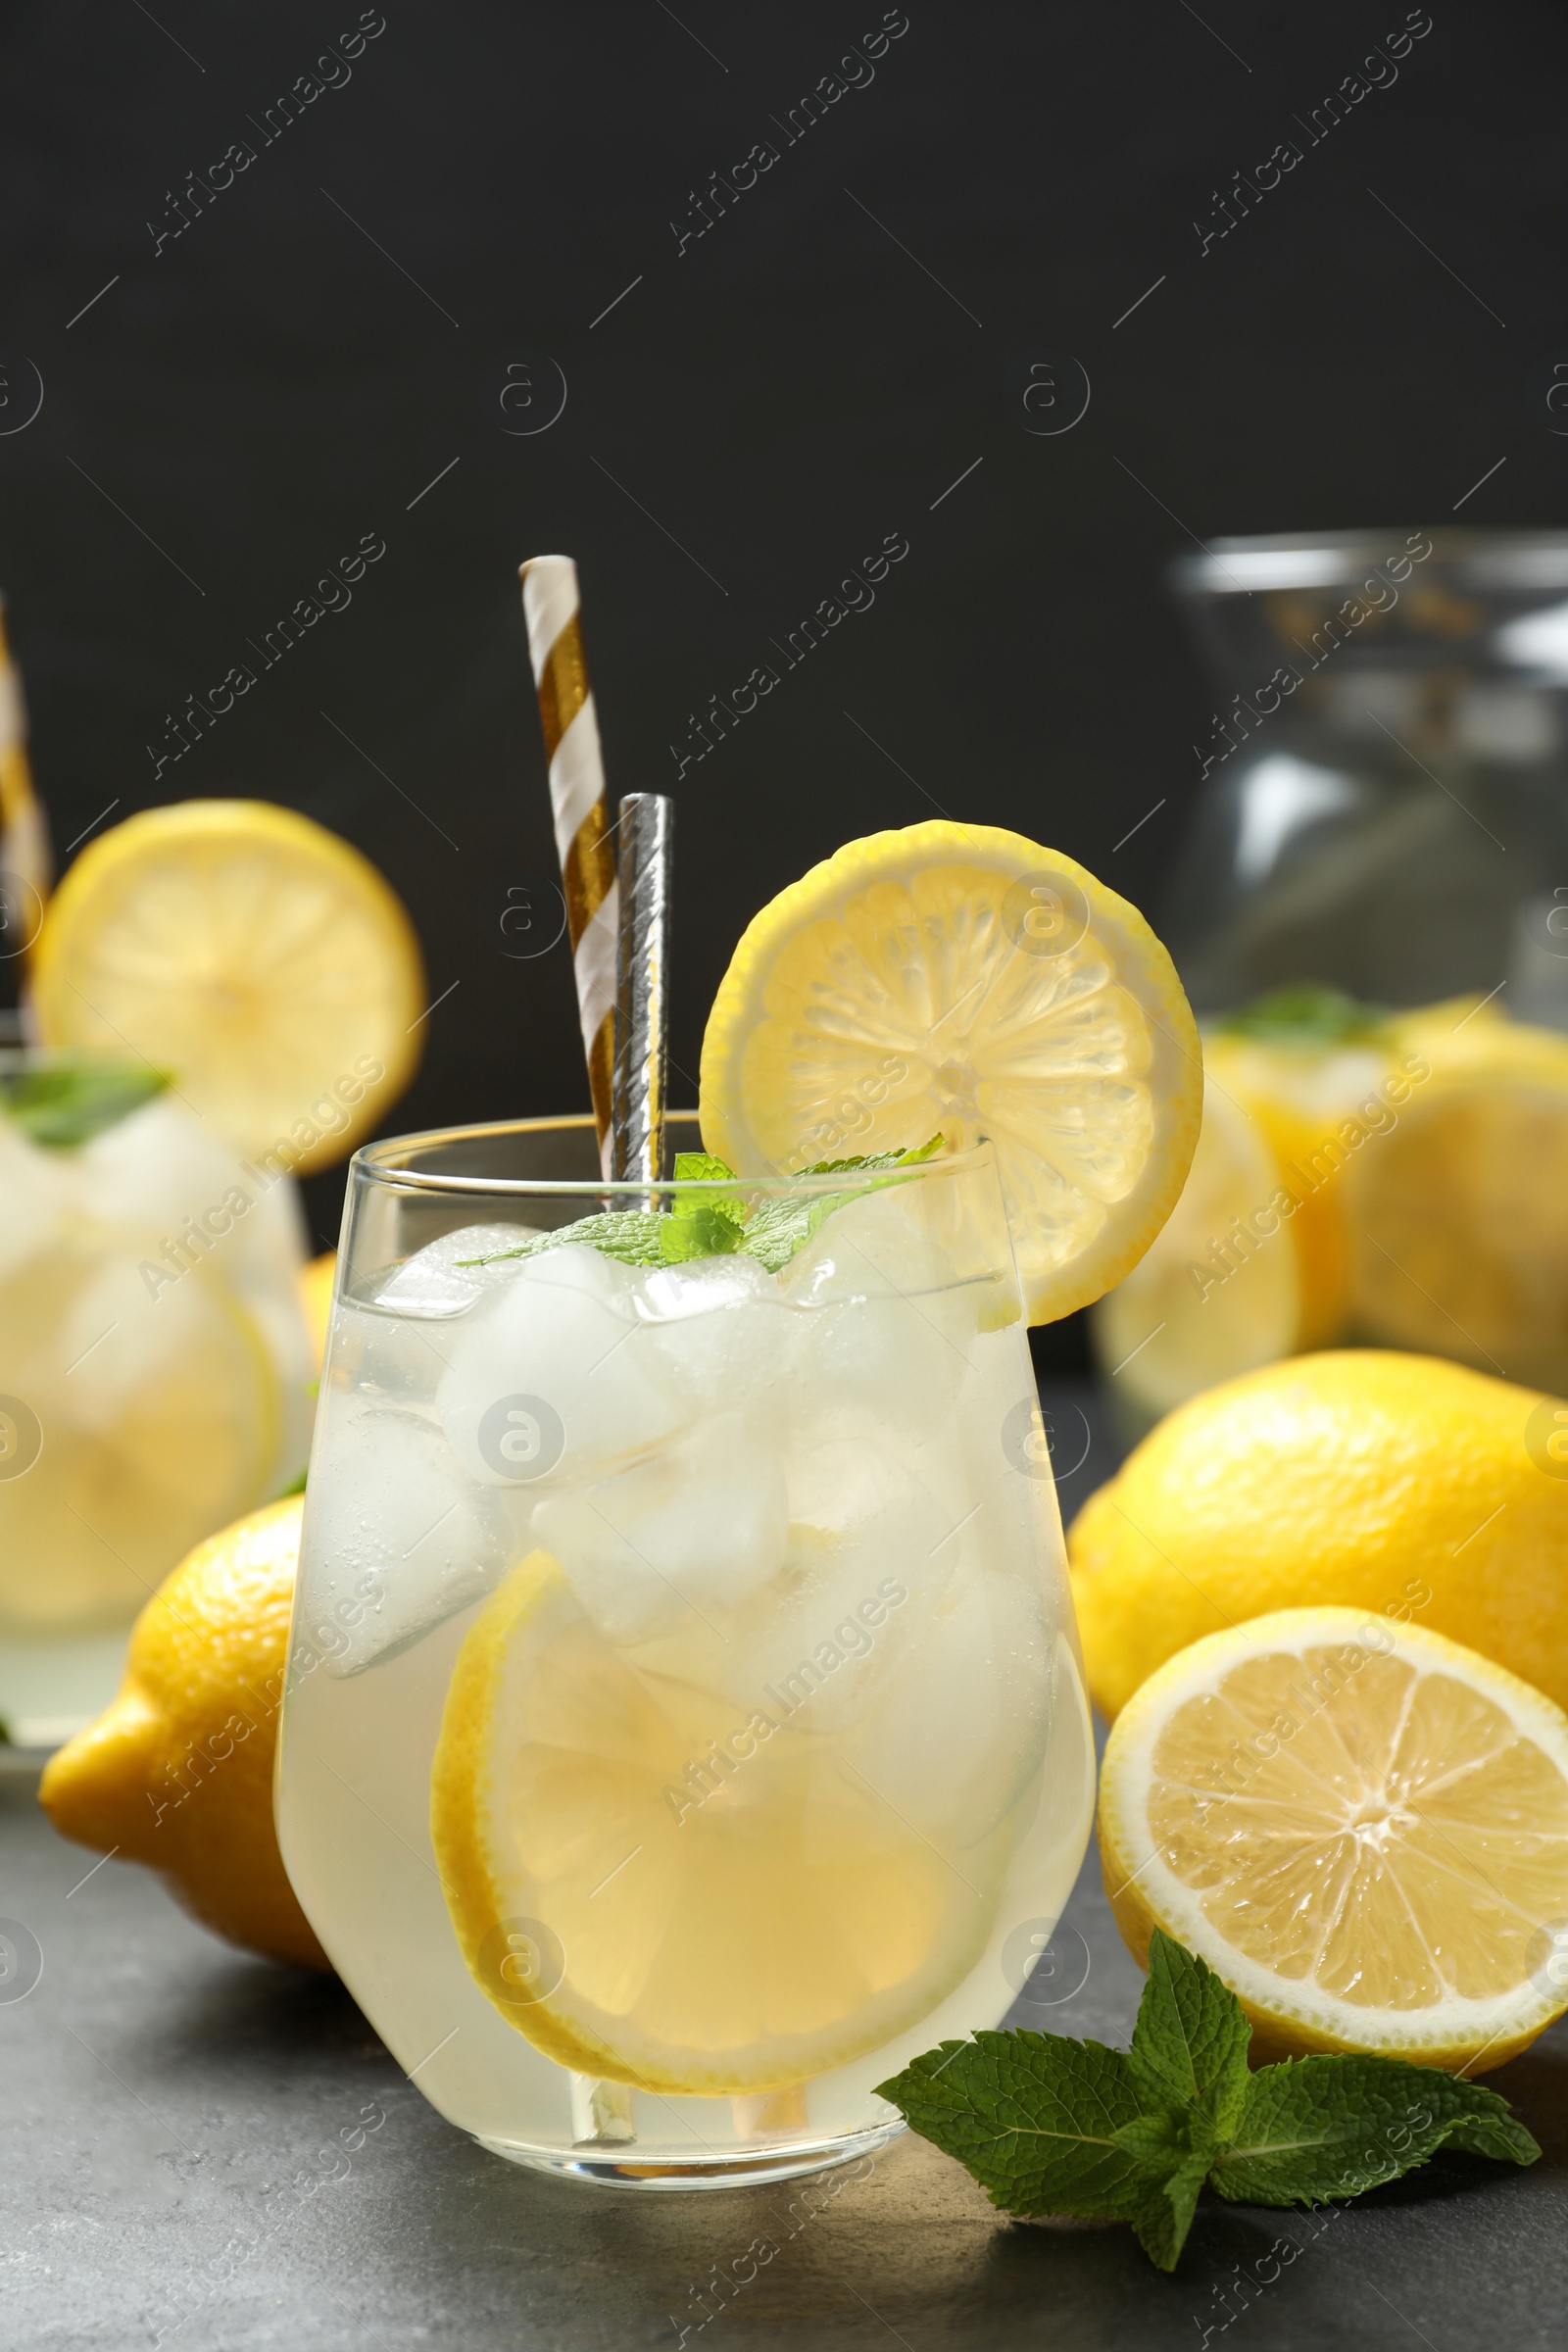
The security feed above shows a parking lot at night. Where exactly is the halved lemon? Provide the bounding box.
[1090,998,1404,1423]
[1200,1025,1387,1350]
[32,802,424,1169]
[1347,1009,1568,1394]
[699,823,1201,1324]
[430,1551,1008,2093]
[1091,1072,1298,1423]
[1099,1607,1568,2074]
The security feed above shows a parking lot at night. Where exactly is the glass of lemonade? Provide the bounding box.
[277,1111,1095,2187]
[0,1050,314,1736]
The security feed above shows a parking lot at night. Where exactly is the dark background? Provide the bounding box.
[2,0,1560,1355]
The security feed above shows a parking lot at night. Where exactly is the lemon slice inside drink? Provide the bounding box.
[1099,1607,1568,2074]
[0,1256,279,1631]
[431,1551,1009,2093]
[31,802,424,1169]
[698,823,1201,1325]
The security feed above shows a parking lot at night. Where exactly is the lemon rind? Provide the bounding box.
[32,800,425,1172]
[432,1549,1005,2095]
[1099,1605,1568,2073]
[698,821,1202,1327]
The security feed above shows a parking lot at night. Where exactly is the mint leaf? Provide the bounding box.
[879,1934,1539,2276]
[875,2032,1175,2227]
[732,1192,824,1272]
[738,1135,945,1273]
[661,1196,747,1263]
[1111,2091,1224,2270]
[1440,2100,1543,2167]
[1209,2055,1540,2208]
[1131,2153,1211,2271]
[1129,1929,1251,2138]
[1218,984,1387,1045]
[1112,2104,1219,2170]
[671,1152,737,1183]
[0,1057,170,1149]
[795,1134,946,1179]
[457,1211,667,1271]
[460,1136,947,1276]
[663,1150,748,1261]
[534,1211,669,1266]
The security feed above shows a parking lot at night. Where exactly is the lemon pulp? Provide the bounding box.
[1100,1609,1568,2071]
[1092,1072,1298,1418]
[0,1246,278,1632]
[700,823,1200,1324]
[31,800,424,1166]
[431,1552,1011,2093]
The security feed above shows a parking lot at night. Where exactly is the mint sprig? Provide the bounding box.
[458,1137,944,1275]
[875,1931,1538,2271]
[0,1056,171,1149]
[1217,983,1388,1045]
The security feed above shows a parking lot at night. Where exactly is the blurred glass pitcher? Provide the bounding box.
[1163,530,1568,1023]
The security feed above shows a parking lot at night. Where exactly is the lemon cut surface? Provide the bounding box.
[431,1552,1006,2093]
[699,823,1201,1324]
[1348,1012,1568,1394]
[1092,1071,1298,1416]
[32,801,424,1168]
[1099,1608,1568,2073]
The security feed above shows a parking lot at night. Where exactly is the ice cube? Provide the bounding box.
[70,1095,242,1236]
[70,1095,311,1320]
[48,1251,227,1434]
[217,1164,310,1300]
[684,1434,958,1733]
[368,1223,541,1320]
[325,1298,462,1410]
[298,1402,521,1675]
[789,1288,965,1449]
[843,1559,1054,1844]
[782,1179,1001,1342]
[532,1406,788,1645]
[436,1244,683,1489]
[636,1251,795,1413]
[780,1183,952,1304]
[0,1118,65,1287]
[781,1183,987,1449]
[70,1098,315,1474]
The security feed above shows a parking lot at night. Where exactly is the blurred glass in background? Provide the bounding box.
[1160,529,1568,1020]
[1096,532,1568,1431]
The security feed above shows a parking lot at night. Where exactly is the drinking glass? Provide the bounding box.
[276,1113,1095,2187]
[0,1050,314,1740]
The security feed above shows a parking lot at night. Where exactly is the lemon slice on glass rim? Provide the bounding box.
[699,822,1201,1324]
[31,801,425,1170]
[431,1551,1010,2094]
[1099,1606,1568,2074]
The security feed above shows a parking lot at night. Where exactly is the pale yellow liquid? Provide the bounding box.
[0,1103,311,1634]
[278,1230,1095,2171]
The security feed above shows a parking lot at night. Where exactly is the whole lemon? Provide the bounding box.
[40,1495,328,1969]
[1069,1349,1568,1721]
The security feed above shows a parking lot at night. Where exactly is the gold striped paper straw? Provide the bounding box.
[518,556,618,1174]
[0,600,51,981]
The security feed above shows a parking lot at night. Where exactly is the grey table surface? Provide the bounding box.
[3,1382,1566,2351]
